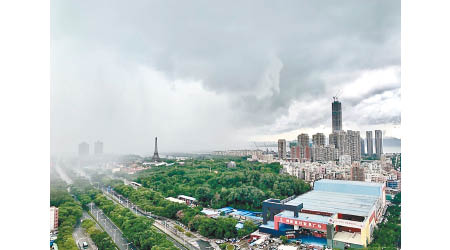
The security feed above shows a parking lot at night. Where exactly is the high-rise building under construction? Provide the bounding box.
[332,97,342,132]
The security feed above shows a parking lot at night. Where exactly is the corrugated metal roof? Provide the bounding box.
[314,179,384,197]
[285,190,379,217]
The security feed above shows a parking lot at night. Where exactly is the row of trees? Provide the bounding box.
[50,179,82,250]
[93,193,178,250]
[112,183,258,239]
[81,219,116,250]
[66,176,178,250]
[367,193,401,249]
[134,158,310,210]
[113,184,188,219]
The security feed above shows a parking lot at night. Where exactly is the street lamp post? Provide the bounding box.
[112,228,118,243]
[101,218,107,228]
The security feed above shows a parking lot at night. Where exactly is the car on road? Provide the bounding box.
[82,241,88,249]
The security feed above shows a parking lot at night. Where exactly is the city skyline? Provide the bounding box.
[51,1,400,154]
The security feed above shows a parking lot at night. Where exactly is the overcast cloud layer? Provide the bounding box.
[51,0,400,155]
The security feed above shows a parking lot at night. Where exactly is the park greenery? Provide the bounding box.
[104,157,303,239]
[93,193,178,250]
[50,178,82,250]
[81,219,116,250]
[134,157,310,210]
[366,192,401,249]
[66,177,177,250]
[111,183,258,239]
[219,243,236,250]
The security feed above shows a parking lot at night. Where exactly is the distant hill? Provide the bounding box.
[383,137,401,147]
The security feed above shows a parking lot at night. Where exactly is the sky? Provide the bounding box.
[51,0,400,155]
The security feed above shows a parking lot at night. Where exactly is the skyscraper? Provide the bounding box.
[332,97,342,132]
[78,142,89,156]
[298,134,310,161]
[298,134,310,147]
[94,141,103,155]
[278,139,287,159]
[330,130,347,156]
[366,131,373,156]
[346,130,361,161]
[360,138,365,155]
[375,130,383,158]
[312,133,326,147]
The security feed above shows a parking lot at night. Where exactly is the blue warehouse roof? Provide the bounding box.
[313,179,384,197]
[284,180,383,217]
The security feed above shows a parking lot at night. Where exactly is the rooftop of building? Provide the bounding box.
[281,180,383,217]
[315,179,384,188]
[165,197,185,204]
[285,190,378,217]
[313,179,384,197]
[201,209,219,216]
[177,195,197,201]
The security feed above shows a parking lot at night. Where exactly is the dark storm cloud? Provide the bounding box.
[51,0,400,153]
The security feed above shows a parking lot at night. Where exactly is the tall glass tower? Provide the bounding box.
[332,98,342,132]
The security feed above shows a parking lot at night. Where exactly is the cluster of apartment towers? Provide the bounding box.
[78,141,103,156]
[278,98,383,163]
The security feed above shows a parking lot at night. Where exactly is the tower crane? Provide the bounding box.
[333,90,342,101]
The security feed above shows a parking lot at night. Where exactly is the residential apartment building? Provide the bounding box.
[375,130,383,158]
[50,206,58,231]
[278,139,287,159]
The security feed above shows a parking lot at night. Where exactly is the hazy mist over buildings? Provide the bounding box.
[51,1,400,155]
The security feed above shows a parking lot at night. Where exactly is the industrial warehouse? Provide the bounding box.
[259,179,386,249]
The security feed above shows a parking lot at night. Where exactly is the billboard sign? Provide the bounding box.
[275,216,327,230]
[330,218,364,229]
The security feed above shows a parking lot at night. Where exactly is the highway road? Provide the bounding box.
[89,202,135,250]
[99,189,190,250]
[73,211,98,250]
[101,187,218,250]
[53,162,130,250]
[54,161,214,250]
